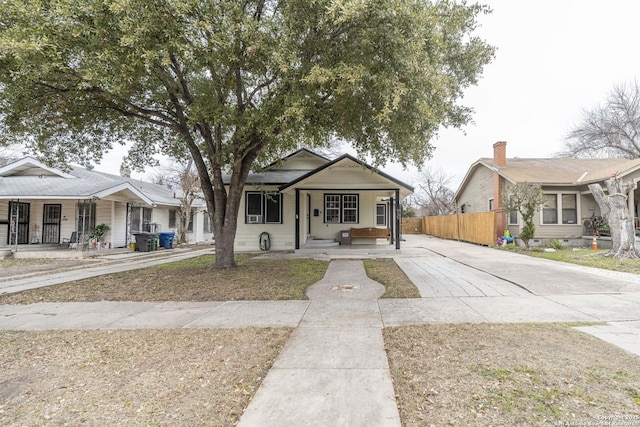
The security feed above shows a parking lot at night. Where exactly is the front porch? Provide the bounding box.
[3,243,135,259]
[295,238,399,255]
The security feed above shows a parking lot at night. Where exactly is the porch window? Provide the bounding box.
[324,194,359,224]
[245,191,282,224]
[342,195,358,223]
[562,194,577,224]
[325,195,341,223]
[542,194,558,224]
[376,204,386,226]
[131,206,153,232]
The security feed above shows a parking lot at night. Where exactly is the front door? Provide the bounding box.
[42,204,62,244]
[8,201,30,245]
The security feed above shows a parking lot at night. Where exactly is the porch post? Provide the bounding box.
[628,184,636,224]
[389,197,395,245]
[295,189,300,250]
[395,189,401,250]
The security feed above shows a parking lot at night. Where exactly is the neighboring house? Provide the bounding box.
[227,149,414,252]
[455,141,640,246]
[0,157,211,249]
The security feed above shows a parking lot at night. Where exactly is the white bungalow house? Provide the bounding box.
[228,149,414,252]
[0,157,210,253]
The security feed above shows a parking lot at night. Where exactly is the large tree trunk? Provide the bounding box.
[588,177,638,259]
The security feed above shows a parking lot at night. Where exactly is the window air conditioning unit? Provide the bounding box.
[248,215,262,223]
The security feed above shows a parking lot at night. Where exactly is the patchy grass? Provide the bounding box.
[0,256,419,304]
[497,245,640,274]
[385,323,640,426]
[0,254,328,304]
[0,328,291,426]
[363,258,421,298]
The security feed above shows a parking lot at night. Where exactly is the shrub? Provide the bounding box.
[547,239,563,250]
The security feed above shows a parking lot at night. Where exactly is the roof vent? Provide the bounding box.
[85,164,94,170]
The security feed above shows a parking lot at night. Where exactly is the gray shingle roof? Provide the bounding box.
[0,158,204,207]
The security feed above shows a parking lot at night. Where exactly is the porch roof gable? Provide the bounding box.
[0,156,75,178]
[278,154,414,194]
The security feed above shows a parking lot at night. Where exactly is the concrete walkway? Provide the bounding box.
[238,260,400,427]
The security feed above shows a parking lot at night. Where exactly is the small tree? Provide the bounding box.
[588,176,639,259]
[502,183,547,248]
[151,158,201,245]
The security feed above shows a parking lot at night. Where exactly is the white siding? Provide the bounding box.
[234,187,295,251]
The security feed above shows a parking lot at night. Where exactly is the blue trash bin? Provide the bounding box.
[159,231,175,249]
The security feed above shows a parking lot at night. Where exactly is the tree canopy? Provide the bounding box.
[0,0,495,267]
[562,80,640,159]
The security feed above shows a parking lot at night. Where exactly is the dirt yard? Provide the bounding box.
[385,323,640,426]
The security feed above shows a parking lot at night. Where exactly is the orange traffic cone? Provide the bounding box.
[591,235,598,250]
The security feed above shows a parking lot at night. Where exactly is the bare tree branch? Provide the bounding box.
[412,166,455,216]
[562,80,640,159]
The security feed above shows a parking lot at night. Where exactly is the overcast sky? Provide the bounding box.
[98,0,640,191]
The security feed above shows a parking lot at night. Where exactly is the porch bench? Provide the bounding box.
[350,227,391,241]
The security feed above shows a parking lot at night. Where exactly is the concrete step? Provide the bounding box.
[303,239,339,248]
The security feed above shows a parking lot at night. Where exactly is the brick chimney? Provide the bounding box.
[492,141,507,238]
[493,141,507,168]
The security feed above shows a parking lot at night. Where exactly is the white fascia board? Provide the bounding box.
[0,156,76,178]
[91,183,156,206]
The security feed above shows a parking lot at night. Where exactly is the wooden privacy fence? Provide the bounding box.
[422,212,497,246]
[402,218,423,234]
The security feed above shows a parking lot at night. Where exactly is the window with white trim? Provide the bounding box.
[376,204,386,226]
[245,191,282,224]
[542,193,578,225]
[324,194,359,224]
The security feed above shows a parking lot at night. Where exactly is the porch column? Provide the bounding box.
[295,189,300,250]
[629,182,636,222]
[387,199,392,242]
[395,189,401,250]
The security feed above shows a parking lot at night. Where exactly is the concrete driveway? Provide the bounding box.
[397,234,640,296]
[385,235,640,356]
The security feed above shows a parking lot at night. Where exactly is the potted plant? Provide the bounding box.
[89,223,111,249]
